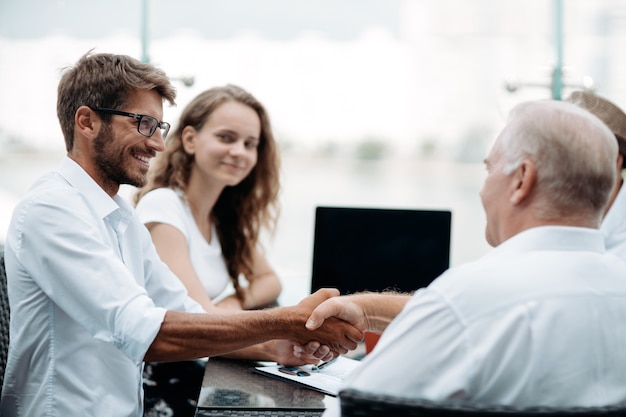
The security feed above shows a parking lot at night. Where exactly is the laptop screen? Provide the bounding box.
[310,206,451,295]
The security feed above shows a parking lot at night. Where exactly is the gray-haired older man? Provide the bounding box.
[307,99,626,416]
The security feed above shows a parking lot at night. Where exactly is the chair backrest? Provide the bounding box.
[339,388,626,417]
[0,250,9,392]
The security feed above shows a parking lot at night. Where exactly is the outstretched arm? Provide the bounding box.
[221,339,333,366]
[145,288,363,362]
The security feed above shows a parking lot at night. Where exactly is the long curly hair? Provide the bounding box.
[134,85,280,293]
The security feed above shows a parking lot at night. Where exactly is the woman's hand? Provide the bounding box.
[270,340,332,366]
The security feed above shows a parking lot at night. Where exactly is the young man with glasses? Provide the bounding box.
[0,51,362,417]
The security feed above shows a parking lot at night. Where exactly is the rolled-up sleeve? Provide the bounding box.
[10,183,168,363]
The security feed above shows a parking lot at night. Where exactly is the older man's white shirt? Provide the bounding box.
[325,226,626,417]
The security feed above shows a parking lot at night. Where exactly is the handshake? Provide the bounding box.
[283,288,407,364]
[147,287,408,367]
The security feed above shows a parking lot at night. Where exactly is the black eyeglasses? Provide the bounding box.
[92,108,171,139]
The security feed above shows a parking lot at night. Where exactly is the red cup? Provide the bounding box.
[364,332,381,354]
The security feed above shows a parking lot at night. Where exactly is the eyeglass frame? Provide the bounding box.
[91,107,171,139]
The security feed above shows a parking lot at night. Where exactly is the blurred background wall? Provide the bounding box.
[1,0,624,302]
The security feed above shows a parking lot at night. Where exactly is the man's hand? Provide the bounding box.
[289,289,363,355]
[305,294,368,332]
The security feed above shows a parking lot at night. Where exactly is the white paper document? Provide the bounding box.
[253,355,362,396]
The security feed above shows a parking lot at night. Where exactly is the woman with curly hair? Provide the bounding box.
[134,85,323,416]
[135,84,282,313]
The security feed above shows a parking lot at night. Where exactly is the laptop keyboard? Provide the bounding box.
[196,409,323,417]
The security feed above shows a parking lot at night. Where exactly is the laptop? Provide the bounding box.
[310,206,451,295]
[196,208,451,416]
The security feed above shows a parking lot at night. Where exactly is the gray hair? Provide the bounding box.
[496,100,617,220]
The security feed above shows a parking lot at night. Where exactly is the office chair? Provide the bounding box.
[339,388,626,417]
[0,251,9,392]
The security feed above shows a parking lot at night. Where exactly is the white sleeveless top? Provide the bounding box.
[135,187,231,298]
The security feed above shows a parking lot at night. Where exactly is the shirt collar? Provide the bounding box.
[495,225,606,255]
[57,156,133,222]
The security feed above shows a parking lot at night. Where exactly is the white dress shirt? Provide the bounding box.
[0,157,204,417]
[601,182,626,261]
[325,226,626,417]
[135,187,231,299]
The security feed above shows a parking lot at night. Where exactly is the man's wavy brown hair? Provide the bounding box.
[57,50,176,151]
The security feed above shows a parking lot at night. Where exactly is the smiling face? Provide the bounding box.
[92,89,166,193]
[183,100,261,189]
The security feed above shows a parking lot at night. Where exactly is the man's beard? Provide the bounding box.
[93,124,149,188]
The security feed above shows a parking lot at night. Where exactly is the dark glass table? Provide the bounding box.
[195,357,336,417]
